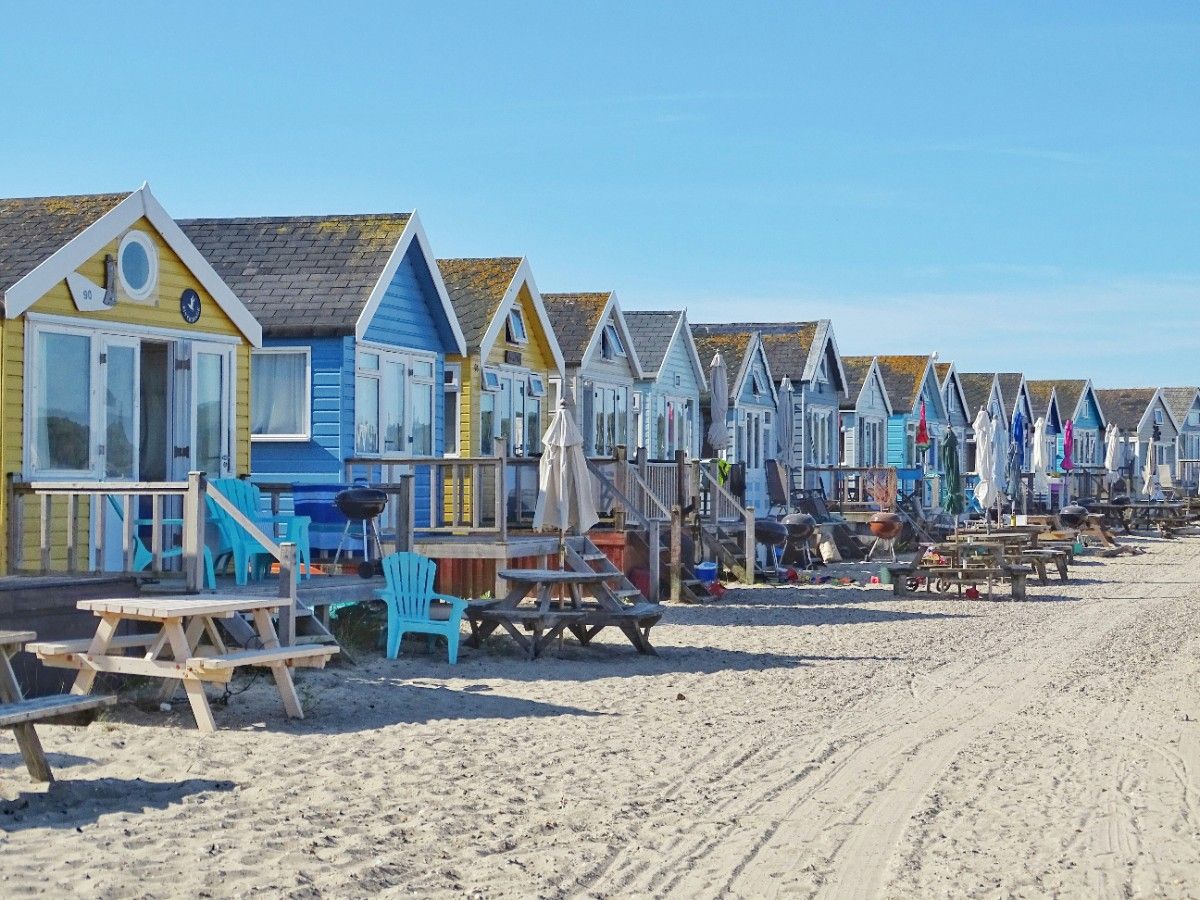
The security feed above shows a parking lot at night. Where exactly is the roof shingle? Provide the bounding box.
[1095,388,1160,431]
[437,257,523,352]
[541,292,611,367]
[624,310,683,376]
[872,355,931,413]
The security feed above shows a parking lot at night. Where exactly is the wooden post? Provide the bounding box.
[396,472,414,553]
[744,508,756,583]
[674,449,687,513]
[150,494,163,573]
[65,493,78,574]
[277,541,297,647]
[39,494,50,575]
[707,461,720,532]
[122,495,136,573]
[496,454,508,541]
[648,519,661,602]
[183,471,207,594]
[6,475,20,575]
[613,446,628,531]
[669,505,682,603]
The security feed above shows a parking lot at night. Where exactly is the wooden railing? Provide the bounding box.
[695,462,755,573]
[586,459,677,601]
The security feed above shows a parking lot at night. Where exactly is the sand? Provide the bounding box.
[3,536,1200,898]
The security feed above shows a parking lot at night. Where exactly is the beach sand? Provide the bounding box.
[3,536,1200,898]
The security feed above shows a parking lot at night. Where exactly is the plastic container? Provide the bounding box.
[695,561,718,585]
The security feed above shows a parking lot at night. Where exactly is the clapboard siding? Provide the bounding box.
[641,325,703,458]
[887,416,909,466]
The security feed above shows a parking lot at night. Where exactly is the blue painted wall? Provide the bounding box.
[642,325,703,457]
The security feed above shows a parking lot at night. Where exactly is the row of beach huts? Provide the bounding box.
[0,185,1196,609]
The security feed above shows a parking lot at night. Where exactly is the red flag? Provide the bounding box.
[916,400,930,448]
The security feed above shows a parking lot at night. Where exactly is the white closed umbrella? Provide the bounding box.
[533,383,600,537]
[776,376,794,469]
[707,352,730,453]
[972,409,997,509]
[1104,425,1122,486]
[991,414,1009,510]
[1031,417,1051,496]
[1142,445,1163,501]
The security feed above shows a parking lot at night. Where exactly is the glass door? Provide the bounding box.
[192,343,234,477]
[100,337,140,480]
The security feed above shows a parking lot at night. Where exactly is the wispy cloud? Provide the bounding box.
[902,140,1092,167]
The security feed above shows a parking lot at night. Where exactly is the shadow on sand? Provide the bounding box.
[0,777,232,832]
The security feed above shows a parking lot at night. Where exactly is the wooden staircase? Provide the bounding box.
[698,522,761,584]
[563,535,647,606]
[624,527,711,604]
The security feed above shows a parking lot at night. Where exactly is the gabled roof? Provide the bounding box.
[1024,380,1059,420]
[873,355,935,414]
[1095,388,1174,432]
[840,355,893,413]
[438,257,565,374]
[692,320,846,390]
[1162,387,1200,426]
[997,373,1026,419]
[958,373,1000,416]
[934,362,951,385]
[542,291,644,378]
[935,361,971,422]
[2,185,261,345]
[181,211,464,351]
[0,192,130,295]
[690,327,777,404]
[624,310,706,390]
[1027,379,1098,425]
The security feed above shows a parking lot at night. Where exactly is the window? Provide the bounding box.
[482,368,501,391]
[443,364,461,456]
[817,357,828,384]
[1154,408,1164,425]
[528,374,546,398]
[506,308,528,344]
[117,230,158,302]
[251,349,311,440]
[33,331,92,472]
[601,322,625,359]
[751,370,767,398]
[354,346,437,456]
[590,383,628,455]
[1189,410,1199,427]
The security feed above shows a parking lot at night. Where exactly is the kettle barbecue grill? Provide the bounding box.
[333,487,388,577]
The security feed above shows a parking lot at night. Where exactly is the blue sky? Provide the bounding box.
[2,3,1196,386]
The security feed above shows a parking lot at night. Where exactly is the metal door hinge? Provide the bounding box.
[98,352,106,364]
[175,359,192,372]
[173,446,190,459]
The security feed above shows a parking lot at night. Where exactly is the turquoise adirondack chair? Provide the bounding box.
[205,478,310,586]
[376,553,468,663]
[105,496,216,589]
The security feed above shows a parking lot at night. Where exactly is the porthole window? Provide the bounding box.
[117,230,158,301]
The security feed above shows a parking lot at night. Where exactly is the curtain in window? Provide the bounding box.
[252,353,306,436]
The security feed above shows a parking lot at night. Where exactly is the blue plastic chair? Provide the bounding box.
[206,478,310,586]
[105,496,216,589]
[375,552,468,663]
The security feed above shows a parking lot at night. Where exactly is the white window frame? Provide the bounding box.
[250,347,312,442]
[528,374,546,398]
[443,363,462,457]
[1154,408,1164,425]
[117,229,159,302]
[25,320,100,478]
[355,342,438,458]
[601,322,626,360]
[506,308,528,345]
[481,367,501,392]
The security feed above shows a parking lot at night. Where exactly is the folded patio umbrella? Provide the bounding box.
[1104,424,1122,486]
[776,376,794,469]
[940,429,965,516]
[991,414,1009,508]
[1031,417,1051,496]
[972,410,997,509]
[1061,419,1074,504]
[1011,410,1025,471]
[707,352,730,453]
[533,382,600,537]
[1142,446,1163,500]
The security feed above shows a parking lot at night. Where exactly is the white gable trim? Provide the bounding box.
[355,210,467,355]
[913,358,948,421]
[578,292,646,380]
[860,358,894,416]
[478,258,566,378]
[732,334,778,407]
[803,321,848,392]
[672,311,708,392]
[943,365,971,423]
[3,184,262,346]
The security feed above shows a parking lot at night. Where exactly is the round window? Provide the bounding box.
[117,230,158,301]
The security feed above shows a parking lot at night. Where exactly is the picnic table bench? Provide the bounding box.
[1,630,115,782]
[29,596,337,733]
[890,542,1033,600]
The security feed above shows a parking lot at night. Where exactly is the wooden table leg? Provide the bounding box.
[159,616,208,702]
[0,646,52,782]
[162,618,216,733]
[72,613,120,695]
[250,608,304,720]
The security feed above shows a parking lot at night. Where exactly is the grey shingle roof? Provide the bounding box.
[840,355,876,409]
[624,310,682,375]
[1024,380,1057,419]
[958,373,997,415]
[997,373,1025,416]
[0,192,131,299]
[690,327,753,386]
[1162,387,1200,426]
[694,321,819,383]
[873,355,931,413]
[1027,379,1089,421]
[437,258,523,352]
[1094,388,1158,431]
[179,213,412,336]
[542,292,611,367]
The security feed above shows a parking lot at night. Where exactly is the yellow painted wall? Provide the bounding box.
[441,282,560,525]
[1,216,255,571]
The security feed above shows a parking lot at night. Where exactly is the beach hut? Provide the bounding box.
[957,372,1005,472]
[695,321,846,494]
[997,373,1035,437]
[1094,389,1181,494]
[935,362,971,476]
[1162,387,1200,489]
[873,356,948,470]
[690,328,778,512]
[839,356,893,467]
[437,258,565,460]
[542,292,646,458]
[624,310,706,460]
[181,211,466,533]
[1027,380,1107,473]
[1024,381,1064,477]
[0,186,262,571]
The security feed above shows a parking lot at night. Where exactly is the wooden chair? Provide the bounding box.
[106,496,216,589]
[375,552,468,663]
[205,478,310,586]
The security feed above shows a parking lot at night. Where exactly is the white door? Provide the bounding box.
[99,336,141,570]
[191,342,234,478]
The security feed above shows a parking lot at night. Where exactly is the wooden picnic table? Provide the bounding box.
[28,596,337,733]
[467,569,660,659]
[1,630,115,781]
[899,542,1033,600]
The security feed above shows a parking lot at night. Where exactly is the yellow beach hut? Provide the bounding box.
[0,185,262,572]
